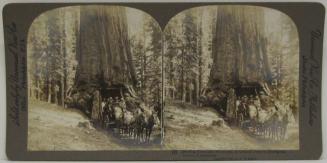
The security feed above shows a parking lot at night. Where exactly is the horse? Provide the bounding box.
[143,109,157,143]
[121,110,136,136]
[133,108,146,143]
[274,102,293,141]
[102,101,112,128]
[237,103,247,127]
[112,105,124,134]
[256,108,270,136]
[248,104,258,131]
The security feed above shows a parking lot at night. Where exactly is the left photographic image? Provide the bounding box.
[27,5,163,151]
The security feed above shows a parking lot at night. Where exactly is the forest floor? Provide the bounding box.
[163,101,299,150]
[28,100,162,150]
[28,100,299,151]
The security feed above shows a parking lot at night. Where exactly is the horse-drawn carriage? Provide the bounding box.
[228,83,294,141]
[99,84,160,143]
[65,84,160,143]
[200,82,294,141]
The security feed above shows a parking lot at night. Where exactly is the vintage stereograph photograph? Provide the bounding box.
[27,5,299,151]
[4,2,324,160]
[27,6,163,150]
[163,6,299,150]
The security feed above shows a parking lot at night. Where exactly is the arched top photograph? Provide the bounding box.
[27,5,163,151]
[27,4,299,151]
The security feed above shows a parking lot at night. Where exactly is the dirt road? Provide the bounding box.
[28,100,299,151]
[28,100,162,150]
[164,101,299,150]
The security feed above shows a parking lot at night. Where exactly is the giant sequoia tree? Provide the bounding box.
[28,6,162,120]
[207,6,275,118]
[70,6,139,120]
[75,6,137,88]
[28,5,298,121]
[209,6,272,90]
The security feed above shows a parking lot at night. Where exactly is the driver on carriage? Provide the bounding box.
[239,95,249,118]
[119,98,126,112]
[259,91,275,110]
[124,93,138,113]
[107,97,114,119]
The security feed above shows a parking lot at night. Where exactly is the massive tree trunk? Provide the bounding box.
[75,6,137,88]
[209,6,272,89]
[73,6,137,120]
[206,7,273,117]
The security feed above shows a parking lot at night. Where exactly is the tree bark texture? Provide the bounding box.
[75,6,137,89]
[209,7,272,89]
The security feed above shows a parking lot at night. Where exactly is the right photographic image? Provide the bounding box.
[163,5,299,150]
